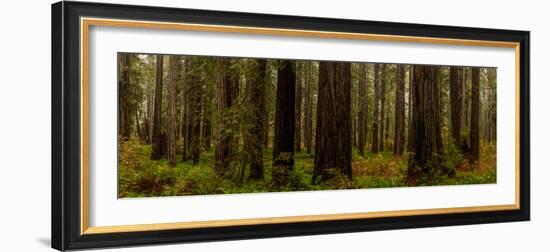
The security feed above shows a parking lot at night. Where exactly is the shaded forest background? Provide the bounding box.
[117,53,497,198]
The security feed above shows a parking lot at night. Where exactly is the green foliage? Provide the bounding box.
[435,166,496,186]
[270,158,312,192]
[441,143,463,177]
[176,165,227,195]
[354,175,406,188]
[317,168,354,189]
[119,142,496,198]
[118,139,176,197]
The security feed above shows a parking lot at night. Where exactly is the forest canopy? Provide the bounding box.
[117,53,497,198]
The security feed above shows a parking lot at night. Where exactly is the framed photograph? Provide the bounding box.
[52,1,530,250]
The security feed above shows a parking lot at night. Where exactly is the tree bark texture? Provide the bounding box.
[407,65,415,152]
[295,62,303,152]
[182,58,192,162]
[393,64,406,156]
[433,67,443,153]
[118,53,132,139]
[214,58,239,176]
[407,65,443,183]
[151,55,164,160]
[272,60,296,186]
[245,59,268,180]
[470,67,480,163]
[312,61,352,183]
[379,64,387,151]
[358,63,367,156]
[167,56,178,166]
[371,63,380,153]
[303,62,314,154]
[450,66,464,149]
[201,95,213,150]
[188,58,203,165]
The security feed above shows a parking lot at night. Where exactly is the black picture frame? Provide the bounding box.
[52,1,530,251]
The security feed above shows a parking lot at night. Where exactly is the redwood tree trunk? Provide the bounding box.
[450,66,464,148]
[407,65,442,184]
[463,68,471,129]
[304,62,314,154]
[371,63,380,153]
[151,55,164,160]
[118,53,131,140]
[167,56,177,166]
[135,109,142,142]
[312,62,352,183]
[356,106,359,148]
[393,64,405,155]
[379,64,386,151]
[434,67,443,153]
[487,69,497,142]
[214,58,238,176]
[470,67,480,163]
[146,74,154,144]
[188,58,203,165]
[264,110,270,149]
[357,63,367,156]
[407,65,415,152]
[295,62,303,152]
[182,58,191,162]
[272,60,296,186]
[245,59,268,180]
[202,98,212,150]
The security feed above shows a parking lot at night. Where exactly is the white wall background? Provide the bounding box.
[0,0,546,251]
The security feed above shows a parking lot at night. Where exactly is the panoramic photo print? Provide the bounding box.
[117,53,497,198]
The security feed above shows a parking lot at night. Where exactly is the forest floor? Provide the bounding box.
[118,140,496,198]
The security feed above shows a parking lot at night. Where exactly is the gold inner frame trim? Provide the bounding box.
[85,204,517,234]
[80,17,521,235]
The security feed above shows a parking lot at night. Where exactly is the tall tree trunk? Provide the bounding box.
[371,63,380,153]
[355,84,359,148]
[365,64,370,147]
[118,53,131,140]
[188,59,203,165]
[487,68,497,142]
[166,56,177,166]
[304,62,314,154]
[462,68,470,129]
[483,79,489,142]
[450,66,464,149]
[407,65,442,184]
[182,93,190,161]
[352,108,357,148]
[264,113,270,149]
[182,58,192,162]
[202,97,212,150]
[272,60,296,186]
[433,67,443,154]
[295,62,303,152]
[135,109,142,142]
[214,58,238,176]
[358,63,367,156]
[146,77,154,144]
[245,59,268,180]
[176,57,184,140]
[470,67,480,164]
[393,64,405,155]
[385,110,390,150]
[407,65,415,152]
[151,55,164,160]
[379,64,386,151]
[312,62,352,183]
